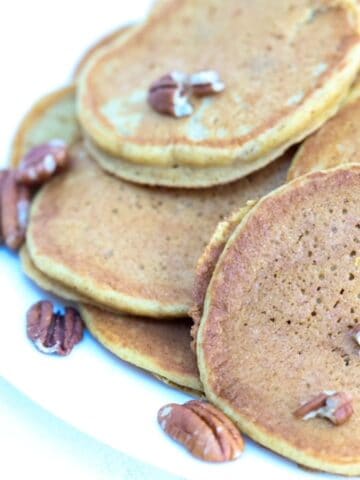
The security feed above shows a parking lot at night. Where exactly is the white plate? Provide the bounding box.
[0,2,340,479]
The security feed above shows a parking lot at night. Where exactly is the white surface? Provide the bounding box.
[0,2,352,479]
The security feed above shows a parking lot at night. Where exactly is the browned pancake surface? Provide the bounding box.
[197,166,360,474]
[27,143,290,317]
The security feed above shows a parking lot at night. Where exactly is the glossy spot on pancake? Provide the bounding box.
[286,92,305,106]
[312,62,328,77]
[186,98,213,141]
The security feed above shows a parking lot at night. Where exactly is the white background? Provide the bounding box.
[0,2,354,480]
[0,1,180,479]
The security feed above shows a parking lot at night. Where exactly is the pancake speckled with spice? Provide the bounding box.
[195,165,360,475]
[78,0,360,187]
[26,142,290,318]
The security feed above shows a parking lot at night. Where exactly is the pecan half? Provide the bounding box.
[1,170,31,250]
[158,400,244,462]
[148,72,193,118]
[16,140,69,186]
[294,391,353,425]
[190,70,225,96]
[26,301,84,355]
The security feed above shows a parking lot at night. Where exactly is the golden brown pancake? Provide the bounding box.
[20,246,201,392]
[288,79,360,180]
[27,142,290,318]
[196,165,360,474]
[10,87,80,168]
[78,0,360,183]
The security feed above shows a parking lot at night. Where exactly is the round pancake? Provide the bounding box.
[288,78,360,180]
[10,86,80,167]
[20,247,201,393]
[80,305,201,393]
[78,0,360,178]
[196,165,360,474]
[27,142,290,318]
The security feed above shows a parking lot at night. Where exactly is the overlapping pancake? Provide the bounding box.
[77,0,360,187]
[27,142,290,318]
[195,165,360,474]
[10,87,80,168]
[288,76,360,180]
[20,246,201,393]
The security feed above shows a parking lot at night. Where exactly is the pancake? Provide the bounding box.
[20,246,201,393]
[10,87,80,168]
[196,165,360,474]
[288,77,360,180]
[27,142,290,318]
[77,0,360,184]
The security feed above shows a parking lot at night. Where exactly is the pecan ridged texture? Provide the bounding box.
[26,301,84,355]
[16,140,70,186]
[148,72,193,118]
[158,400,244,462]
[0,170,31,250]
[294,391,353,425]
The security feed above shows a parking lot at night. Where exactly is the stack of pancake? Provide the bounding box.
[13,0,360,474]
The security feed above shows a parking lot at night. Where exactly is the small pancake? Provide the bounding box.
[196,165,360,474]
[288,77,360,180]
[27,142,290,318]
[20,246,201,393]
[78,0,360,182]
[10,86,80,167]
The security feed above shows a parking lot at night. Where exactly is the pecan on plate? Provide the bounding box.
[1,170,31,250]
[294,391,353,425]
[26,301,84,356]
[148,71,193,118]
[190,70,225,96]
[16,140,69,186]
[158,400,244,462]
